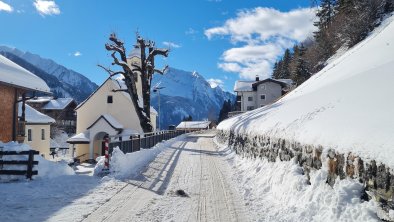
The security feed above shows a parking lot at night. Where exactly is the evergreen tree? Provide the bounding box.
[272,59,283,79]
[272,62,279,79]
[315,0,337,30]
[278,49,291,79]
[218,100,232,123]
[292,44,311,86]
[183,115,193,121]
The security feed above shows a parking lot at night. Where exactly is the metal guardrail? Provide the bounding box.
[109,130,186,154]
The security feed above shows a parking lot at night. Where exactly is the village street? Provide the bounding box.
[83,131,248,222]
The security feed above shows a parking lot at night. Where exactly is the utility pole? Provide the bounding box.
[153,86,165,131]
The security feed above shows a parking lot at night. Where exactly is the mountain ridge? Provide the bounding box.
[0,46,98,103]
[151,67,235,129]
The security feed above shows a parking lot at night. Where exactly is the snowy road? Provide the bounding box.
[84,131,248,222]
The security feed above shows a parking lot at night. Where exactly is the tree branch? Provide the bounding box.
[97,64,125,77]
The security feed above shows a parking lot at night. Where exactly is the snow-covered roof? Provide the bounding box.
[27,96,52,103]
[176,121,211,129]
[0,54,50,93]
[218,15,394,169]
[102,114,123,129]
[87,114,123,130]
[67,131,90,144]
[234,81,255,92]
[234,78,291,92]
[18,103,55,124]
[42,98,75,110]
[276,79,293,85]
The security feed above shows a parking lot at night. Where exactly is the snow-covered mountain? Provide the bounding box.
[151,67,235,129]
[0,46,98,103]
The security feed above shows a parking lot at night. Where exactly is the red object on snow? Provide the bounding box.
[104,137,109,170]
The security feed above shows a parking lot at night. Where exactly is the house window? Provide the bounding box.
[28,129,32,141]
[248,96,253,101]
[107,95,113,103]
[261,85,266,90]
[41,129,45,140]
[247,106,254,111]
[261,94,266,100]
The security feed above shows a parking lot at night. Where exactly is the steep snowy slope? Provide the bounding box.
[151,67,234,129]
[218,15,394,168]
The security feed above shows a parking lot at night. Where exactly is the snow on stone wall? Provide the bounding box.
[216,130,394,220]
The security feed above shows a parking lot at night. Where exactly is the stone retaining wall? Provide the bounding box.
[217,130,394,219]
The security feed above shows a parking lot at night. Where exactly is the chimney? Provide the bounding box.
[255,75,259,81]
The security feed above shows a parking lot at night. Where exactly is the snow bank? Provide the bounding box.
[0,141,74,182]
[35,155,75,179]
[214,139,379,221]
[94,136,183,178]
[218,15,394,168]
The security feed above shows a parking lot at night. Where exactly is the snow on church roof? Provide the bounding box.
[0,54,50,93]
[67,131,90,144]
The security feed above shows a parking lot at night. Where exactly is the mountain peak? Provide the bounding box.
[0,46,98,103]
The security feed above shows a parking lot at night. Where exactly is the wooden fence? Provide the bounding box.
[109,130,186,154]
[0,150,39,179]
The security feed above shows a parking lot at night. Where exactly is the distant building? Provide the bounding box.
[19,103,55,158]
[27,97,77,135]
[233,76,292,113]
[0,54,50,143]
[176,121,211,131]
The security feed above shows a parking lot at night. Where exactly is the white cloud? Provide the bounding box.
[162,41,181,48]
[205,7,317,80]
[74,51,82,57]
[33,0,60,16]
[0,1,13,12]
[207,78,224,88]
[218,62,242,73]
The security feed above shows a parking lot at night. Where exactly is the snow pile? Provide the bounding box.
[218,15,394,168]
[215,139,379,221]
[35,155,75,179]
[94,136,183,178]
[0,141,74,182]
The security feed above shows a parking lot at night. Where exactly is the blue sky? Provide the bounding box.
[0,0,316,92]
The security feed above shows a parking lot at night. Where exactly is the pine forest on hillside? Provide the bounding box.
[272,0,394,86]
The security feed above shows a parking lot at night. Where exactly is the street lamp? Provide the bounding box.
[153,86,165,131]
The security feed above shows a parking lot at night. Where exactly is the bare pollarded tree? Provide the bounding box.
[99,33,169,133]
